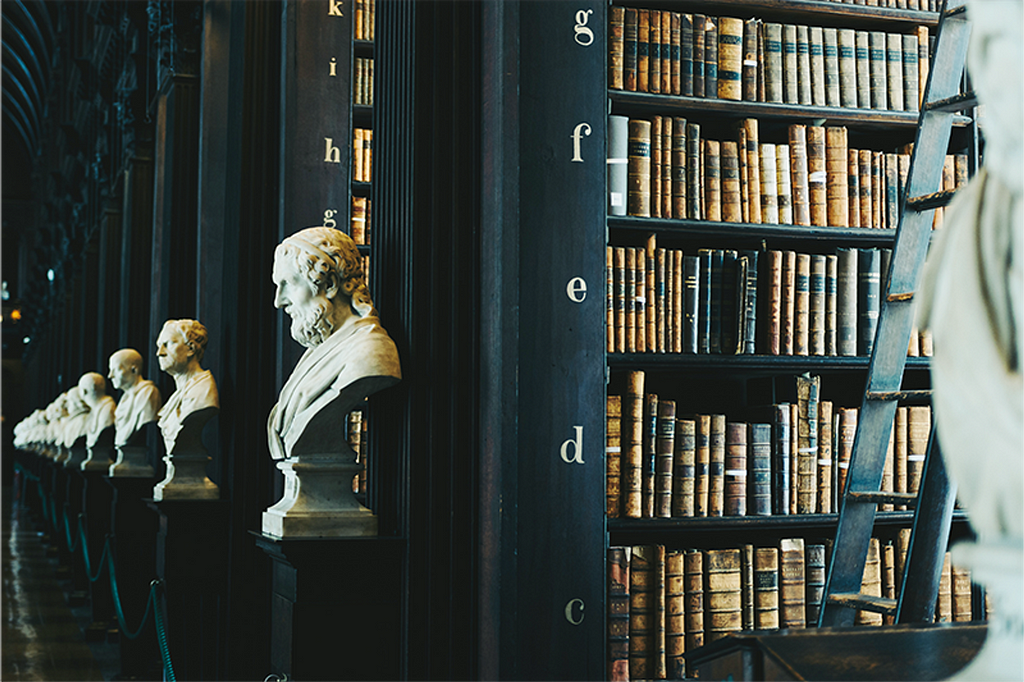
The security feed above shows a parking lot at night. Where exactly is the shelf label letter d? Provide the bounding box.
[560,426,584,464]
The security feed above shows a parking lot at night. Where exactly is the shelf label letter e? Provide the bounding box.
[573,9,594,46]
[560,426,584,464]
[564,599,585,625]
[571,123,591,163]
[566,277,587,303]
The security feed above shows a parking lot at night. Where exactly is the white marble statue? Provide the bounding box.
[44,394,68,458]
[108,348,162,447]
[61,386,91,466]
[153,319,220,500]
[263,226,401,537]
[78,372,116,471]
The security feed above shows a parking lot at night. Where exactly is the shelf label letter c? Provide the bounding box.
[560,426,584,465]
[564,599,585,625]
[571,123,591,163]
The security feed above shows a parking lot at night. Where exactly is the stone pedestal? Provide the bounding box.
[109,444,155,477]
[81,428,115,473]
[261,454,376,538]
[254,534,403,681]
[153,407,219,501]
[65,442,89,469]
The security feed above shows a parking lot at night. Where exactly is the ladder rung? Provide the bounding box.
[846,491,919,506]
[865,389,932,401]
[907,189,957,211]
[944,3,967,17]
[828,593,899,616]
[886,292,914,302]
[924,90,978,113]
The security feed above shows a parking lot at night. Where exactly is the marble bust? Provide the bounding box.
[78,373,116,447]
[61,386,91,466]
[109,348,163,447]
[263,226,401,537]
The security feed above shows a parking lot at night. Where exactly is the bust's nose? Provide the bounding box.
[274,285,288,309]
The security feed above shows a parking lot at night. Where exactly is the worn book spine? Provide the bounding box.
[649,10,661,95]
[743,19,759,101]
[826,126,849,227]
[936,552,952,623]
[704,16,718,98]
[907,405,930,496]
[628,119,652,217]
[353,128,365,182]
[881,419,895,512]
[626,248,637,352]
[683,255,699,354]
[607,247,615,353]
[672,118,688,219]
[661,117,673,219]
[684,550,705,651]
[725,422,748,516]
[721,250,737,354]
[917,27,929,109]
[709,249,724,353]
[825,254,837,355]
[637,10,650,93]
[872,151,884,229]
[809,254,826,356]
[776,144,793,225]
[666,249,675,355]
[636,247,647,353]
[855,30,870,108]
[797,373,821,513]
[760,143,779,224]
[858,248,880,356]
[666,551,686,679]
[692,14,706,98]
[764,23,784,103]
[695,413,711,516]
[673,418,696,517]
[779,538,807,628]
[721,141,742,223]
[783,24,799,103]
[837,407,857,499]
[903,33,919,112]
[882,541,896,624]
[836,248,858,356]
[797,24,812,105]
[857,538,883,625]
[607,395,623,517]
[816,401,833,513]
[655,545,667,678]
[847,149,861,228]
[351,196,368,244]
[704,548,743,642]
[673,250,684,354]
[749,422,772,516]
[687,123,702,220]
[740,250,759,355]
[744,118,762,224]
[609,6,625,90]
[656,400,676,518]
[657,247,667,353]
[698,249,712,354]
[642,393,659,518]
[789,124,810,226]
[805,543,826,626]
[767,250,783,355]
[624,371,645,518]
[615,247,626,353]
[670,12,681,95]
[869,31,888,110]
[795,253,810,356]
[893,405,908,509]
[823,28,841,107]
[709,414,726,517]
[718,17,743,101]
[896,527,911,593]
[809,26,826,106]
[789,403,799,515]
[952,564,972,622]
[651,117,663,219]
[680,13,694,96]
[608,115,629,216]
[781,250,797,355]
[807,126,828,227]
[754,547,780,629]
[704,139,722,222]
[741,544,755,630]
[629,545,654,679]
[838,29,857,108]
[858,149,873,228]
[738,126,749,223]
[774,403,792,515]
[886,32,904,111]
[608,547,631,682]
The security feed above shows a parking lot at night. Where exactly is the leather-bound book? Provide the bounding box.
[692,14,705,97]
[825,254,838,355]
[836,248,858,356]
[886,32,904,111]
[936,552,952,623]
[858,149,873,228]
[882,541,897,624]
[916,27,929,109]
[721,141,742,223]
[656,400,676,518]
[721,250,739,355]
[645,235,657,351]
[907,405,930,496]
[684,550,704,650]
[826,126,849,227]
[847,149,861,228]
[709,249,724,353]
[698,249,712,354]
[704,548,743,642]
[666,551,687,679]
[615,246,627,353]
[626,247,637,352]
[754,547,780,629]
[624,371,645,518]
[869,31,888,110]
[629,545,654,678]
[637,9,650,92]
[903,33,919,112]
[607,395,623,517]
[837,407,857,499]
[809,26,826,106]
[670,12,681,95]
[738,125,749,222]
[744,118,762,223]
[858,248,880,356]
[779,538,807,628]
[838,29,857,107]
[743,19,760,101]
[608,114,629,217]
[797,24,812,105]
[686,123,702,219]
[673,418,696,517]
[894,405,908,509]
[952,564,973,622]
[823,28,841,107]
[672,118,688,219]
[773,403,792,515]
[636,247,647,353]
[704,139,722,222]
[718,17,743,101]
[607,247,615,353]
[856,538,883,625]
[709,413,726,517]
[741,544,755,629]
[673,250,685,354]
[766,250,783,355]
[896,527,911,589]
[695,413,711,516]
[816,401,833,513]
[805,543,826,626]
[954,153,969,189]
[655,545,667,679]
[351,196,368,244]
[789,403,799,515]
[809,254,826,356]
[649,10,661,94]
[764,23,784,103]
[739,250,759,355]
[680,14,694,96]
[881,418,895,512]
[725,422,748,516]
[642,393,659,518]
[657,247,667,353]
[781,250,797,355]
[749,422,772,516]
[796,373,821,514]
[651,117,663,219]
[760,143,779,224]
[776,144,793,225]
[807,126,828,226]
[609,6,625,90]
[627,119,652,217]
[683,255,700,354]
[872,151,884,229]
[856,30,870,109]
[608,547,631,682]
[661,117,673,219]
[789,124,811,226]
[795,253,811,356]
[704,16,718,98]
[783,24,799,104]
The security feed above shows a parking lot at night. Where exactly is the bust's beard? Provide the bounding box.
[290,300,334,348]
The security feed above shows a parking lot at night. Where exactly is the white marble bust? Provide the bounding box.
[78,372,116,447]
[268,226,401,461]
[155,319,219,455]
[61,386,91,448]
[109,348,163,446]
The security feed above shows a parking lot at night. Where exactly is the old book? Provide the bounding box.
[809,26,826,106]
[907,405,930,496]
[917,27,929,109]
[764,23,784,103]
[741,544,755,630]
[608,115,629,216]
[624,371,645,518]
[672,117,688,219]
[776,144,793,225]
[626,248,637,352]
[795,253,810,356]
[779,538,807,628]
[837,248,858,356]
[807,126,827,226]
[754,547,780,629]
[655,545,667,678]
[608,547,630,682]
[704,139,722,222]
[629,545,654,678]
[789,124,810,226]
[739,125,749,222]
[642,393,659,518]
[856,30,870,108]
[894,405,908,509]
[686,122,702,219]
[783,24,799,104]
[353,128,366,181]
[697,249,712,353]
[666,551,686,679]
[649,10,661,94]
[615,247,626,352]
[936,552,952,623]
[809,255,826,356]
[744,118,762,224]
[721,141,742,223]
[847,149,861,229]
[881,419,895,512]
[817,401,833,513]
[636,248,647,353]
[684,550,705,651]
[742,18,760,101]
[838,29,857,108]
[749,422,772,516]
[826,126,849,227]
[952,564,972,622]
[704,548,743,642]
[351,195,368,245]
[858,149,873,228]
[656,400,676,518]
[692,14,706,97]
[796,373,821,513]
[896,527,911,591]
[607,395,623,517]
[628,119,652,217]
[721,250,738,355]
[673,418,696,517]
[680,13,694,96]
[683,255,699,354]
[858,248,881,356]
[805,543,826,626]
[651,117,663,219]
[739,250,759,355]
[882,541,896,624]
[857,538,883,625]
[657,248,667,353]
[886,32,904,111]
[709,414,726,517]
[825,255,838,355]
[637,9,650,92]
[954,153,969,189]
[695,413,711,516]
[609,6,625,90]
[709,249,724,353]
[773,403,792,515]
[661,117,673,219]
[673,250,684,354]
[823,28,840,107]
[789,403,799,515]
[781,250,797,355]
[837,407,857,499]
[760,143,779,224]
[767,250,783,355]
[797,24,812,105]
[607,248,615,353]
[718,17,743,101]
[670,13,681,95]
[704,16,718,98]
[873,151,884,229]
[725,422,748,516]
[869,31,888,109]
[903,33,919,112]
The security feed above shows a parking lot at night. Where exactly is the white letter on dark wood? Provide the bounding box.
[324,138,341,164]
[328,0,343,17]
[566,277,587,303]
[564,599,585,625]
[560,426,584,464]
[571,123,592,163]
[574,9,594,46]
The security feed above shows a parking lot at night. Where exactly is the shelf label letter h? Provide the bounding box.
[324,138,341,164]
[560,426,584,464]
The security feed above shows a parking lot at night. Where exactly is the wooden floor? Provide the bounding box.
[2,485,119,682]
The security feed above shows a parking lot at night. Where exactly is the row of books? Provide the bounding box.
[610,116,968,227]
[606,372,933,519]
[349,409,368,494]
[824,0,940,8]
[351,196,372,245]
[608,539,977,681]
[353,0,375,42]
[608,8,930,113]
[353,128,373,183]
[354,57,375,107]
[606,240,934,358]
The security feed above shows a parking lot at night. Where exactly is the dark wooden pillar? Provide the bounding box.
[97,206,122,367]
[119,140,155,354]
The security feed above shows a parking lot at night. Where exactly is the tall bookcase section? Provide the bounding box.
[517,2,608,679]
[603,1,980,679]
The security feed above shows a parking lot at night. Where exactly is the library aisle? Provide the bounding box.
[1,486,117,682]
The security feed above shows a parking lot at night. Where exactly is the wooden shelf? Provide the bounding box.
[353,39,374,57]
[608,354,931,372]
[611,0,940,29]
[609,216,901,245]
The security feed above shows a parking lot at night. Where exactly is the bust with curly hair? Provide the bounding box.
[155,318,219,456]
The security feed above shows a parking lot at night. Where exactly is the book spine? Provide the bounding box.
[704,548,743,643]
[628,119,652,217]
[666,551,686,679]
[826,126,849,227]
[794,253,810,356]
[666,249,676,353]
[764,23,784,103]
[781,250,797,355]
[797,24,812,106]
[936,552,952,623]
[607,247,615,353]
[809,254,826,356]
[796,373,820,513]
[836,248,858,356]
[649,10,661,95]
[351,196,367,244]
[823,28,841,107]
[903,33,919,112]
[741,544,755,630]
[783,24,799,104]
[760,143,779,224]
[883,541,896,624]
[651,117,663,219]
[952,564,972,622]
[695,413,710,516]
[673,418,696,517]
[725,422,748,516]
[709,249,724,353]
[881,418,895,512]
[847,149,861,228]
[709,414,726,517]
[741,250,759,355]
[607,395,623,517]
[684,550,704,651]
[656,400,676,518]
[718,17,743,101]
[816,401,833,513]
[657,248,667,353]
[743,118,762,223]
[721,141,742,223]
[886,32,904,111]
[637,10,650,93]
[686,123,702,220]
[670,13,681,95]
[738,126,749,222]
[776,144,793,225]
[907,405,930,495]
[856,538,883,625]
[624,371,645,518]
[779,538,807,628]
[704,139,722,222]
[805,544,826,626]
[858,248,880,356]
[626,247,637,352]
[743,19,759,101]
[789,403,799,515]
[858,149,873,228]
[767,250,783,356]
[856,30,870,109]
[698,249,712,353]
[773,403,791,515]
[789,124,810,226]
[917,27,929,109]
[807,126,827,227]
[754,547,780,629]
[838,29,857,108]
[825,254,837,356]
[655,545,667,678]
[721,250,737,354]
[636,247,647,353]
[609,6,625,90]
[629,545,654,678]
[609,115,628,215]
[672,118,687,219]
[673,250,684,354]
[809,26,826,106]
[869,31,888,110]
[837,407,857,499]
[704,16,718,98]
[608,547,631,682]
[749,422,772,516]
[642,393,659,518]
[680,14,693,97]
[615,247,626,353]
[692,14,705,98]
[661,117,673,219]
[683,256,699,354]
